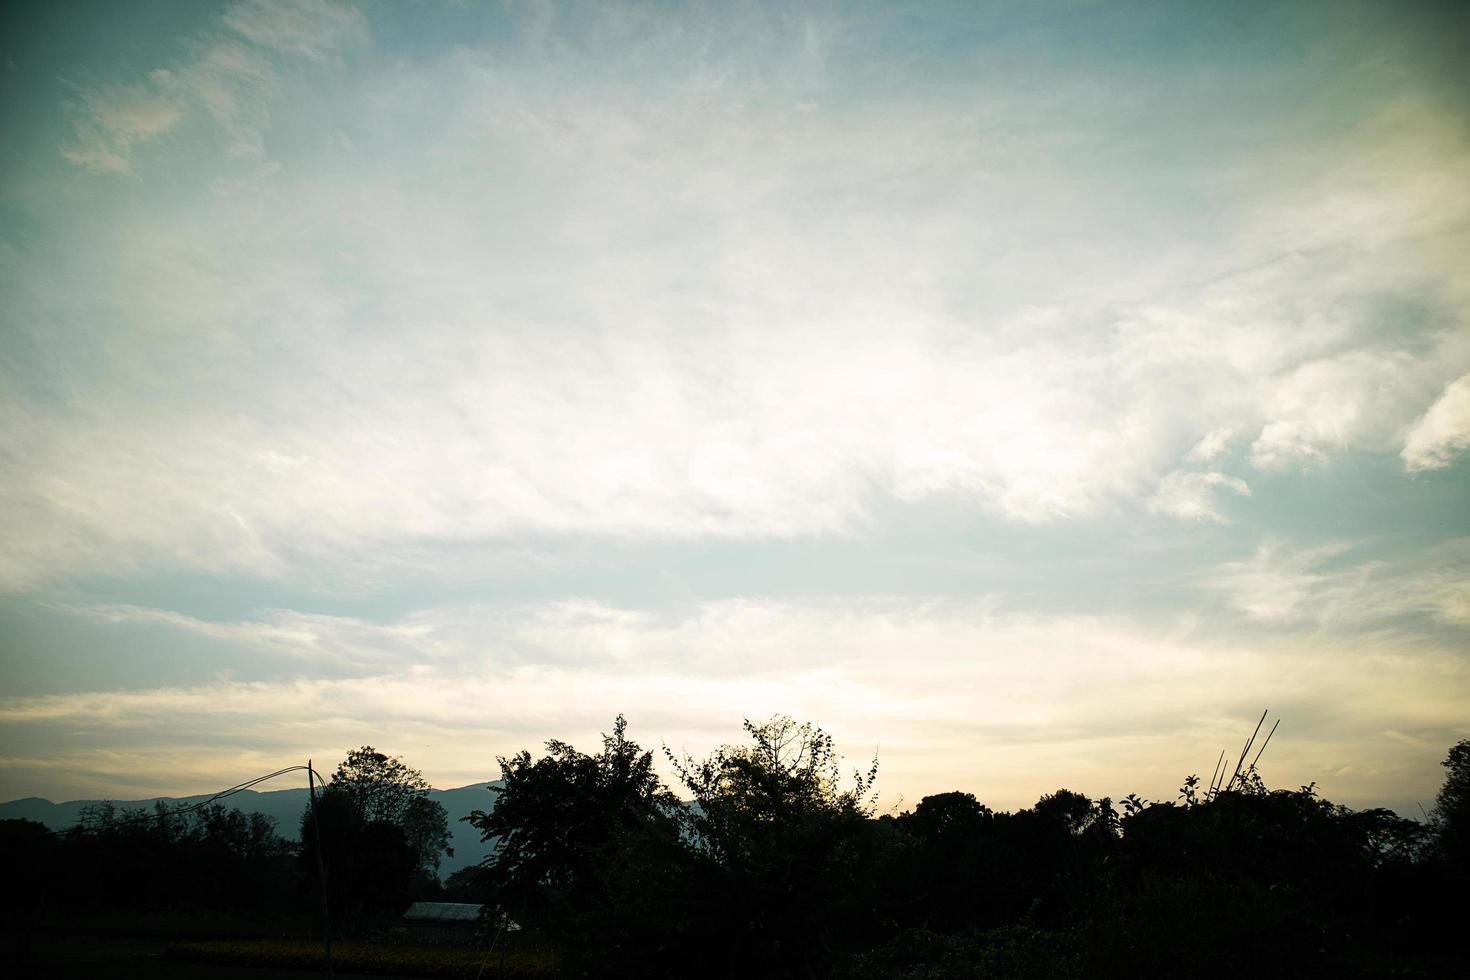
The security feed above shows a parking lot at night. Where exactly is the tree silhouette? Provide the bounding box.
[466,715,687,974]
[299,746,450,929]
[667,715,879,978]
[1433,739,1470,876]
[323,746,451,874]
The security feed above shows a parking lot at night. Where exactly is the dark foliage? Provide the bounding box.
[462,717,1467,979]
[26,802,299,918]
[322,746,453,875]
[300,789,420,930]
[463,715,689,976]
[663,715,879,978]
[1433,739,1470,874]
[301,746,452,930]
[0,745,449,940]
[4,723,1467,978]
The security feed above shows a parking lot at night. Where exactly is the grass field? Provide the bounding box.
[11,933,555,979]
[6,914,554,980]
[172,938,557,978]
[13,932,395,979]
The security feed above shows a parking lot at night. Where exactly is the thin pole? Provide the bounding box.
[308,760,335,979]
[1208,750,1226,798]
[1225,709,1268,792]
[1246,719,1280,773]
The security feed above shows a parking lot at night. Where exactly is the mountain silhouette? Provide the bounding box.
[0,781,502,876]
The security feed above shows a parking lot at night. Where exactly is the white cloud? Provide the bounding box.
[1148,469,1251,523]
[1242,96,1470,263]
[13,0,1470,827]
[222,0,367,62]
[1402,373,1470,472]
[170,39,280,159]
[1203,539,1470,627]
[1184,429,1234,464]
[61,83,182,174]
[1204,541,1353,622]
[23,2,1470,589]
[72,603,429,669]
[1248,350,1435,470]
[61,0,363,172]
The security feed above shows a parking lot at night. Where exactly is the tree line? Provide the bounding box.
[2,719,1467,978]
[0,748,453,933]
[455,715,1467,978]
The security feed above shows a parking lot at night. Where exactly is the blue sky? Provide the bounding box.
[1,0,1468,814]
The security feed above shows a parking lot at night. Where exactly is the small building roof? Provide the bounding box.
[403,901,482,922]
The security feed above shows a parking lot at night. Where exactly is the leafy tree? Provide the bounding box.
[300,746,451,930]
[889,793,1014,932]
[466,716,687,973]
[301,790,418,929]
[1433,739,1470,875]
[1032,789,1102,836]
[667,715,879,978]
[470,716,678,903]
[323,746,452,875]
[668,715,878,860]
[0,817,57,961]
[42,800,299,917]
[905,791,993,842]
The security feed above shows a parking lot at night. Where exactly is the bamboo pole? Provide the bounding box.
[1246,719,1280,774]
[1208,749,1227,798]
[1225,709,1268,792]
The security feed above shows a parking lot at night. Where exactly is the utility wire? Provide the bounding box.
[63,764,323,833]
[56,761,338,978]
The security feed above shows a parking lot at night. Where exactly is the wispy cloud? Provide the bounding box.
[1148,470,1251,523]
[9,0,1469,813]
[3,596,1466,807]
[61,0,364,172]
[61,79,182,174]
[170,39,280,159]
[69,603,427,669]
[6,115,1469,590]
[1402,374,1470,473]
[221,0,366,62]
[1203,539,1470,627]
[23,4,1463,582]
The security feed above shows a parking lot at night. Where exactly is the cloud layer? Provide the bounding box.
[10,52,1470,589]
[3,595,1465,810]
[1403,374,1470,473]
[2,0,1467,811]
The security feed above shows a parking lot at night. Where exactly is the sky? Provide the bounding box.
[1,0,1468,816]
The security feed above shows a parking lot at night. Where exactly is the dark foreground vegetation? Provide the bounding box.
[3,722,1468,979]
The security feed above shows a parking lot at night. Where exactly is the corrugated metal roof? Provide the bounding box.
[403,901,482,922]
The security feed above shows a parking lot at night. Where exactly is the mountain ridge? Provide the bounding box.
[0,782,501,876]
